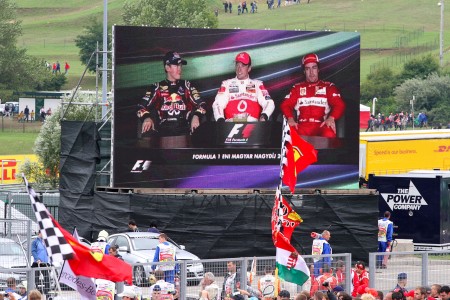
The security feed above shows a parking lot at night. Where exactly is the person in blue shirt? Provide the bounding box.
[31,231,50,296]
[377,211,393,268]
[311,230,332,277]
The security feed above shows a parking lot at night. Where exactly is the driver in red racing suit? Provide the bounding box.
[213,52,275,122]
[137,51,206,138]
[280,53,345,137]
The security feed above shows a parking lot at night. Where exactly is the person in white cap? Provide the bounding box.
[213,51,275,122]
[280,53,345,137]
[90,230,111,254]
[117,289,137,300]
[17,281,27,300]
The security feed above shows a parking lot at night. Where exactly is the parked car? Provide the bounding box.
[107,232,204,286]
[0,237,28,289]
[0,102,19,116]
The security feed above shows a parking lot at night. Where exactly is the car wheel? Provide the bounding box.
[133,265,147,287]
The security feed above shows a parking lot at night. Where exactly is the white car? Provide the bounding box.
[107,232,204,286]
[0,237,28,289]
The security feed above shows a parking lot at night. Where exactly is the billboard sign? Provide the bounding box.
[112,26,360,190]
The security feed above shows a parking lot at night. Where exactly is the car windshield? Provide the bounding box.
[130,236,178,251]
[0,242,23,255]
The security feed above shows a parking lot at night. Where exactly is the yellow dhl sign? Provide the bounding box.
[361,138,450,179]
[0,154,38,184]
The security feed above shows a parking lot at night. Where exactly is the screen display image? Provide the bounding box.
[113,26,360,189]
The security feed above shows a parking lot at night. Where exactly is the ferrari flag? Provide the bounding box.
[24,174,133,284]
[281,118,318,193]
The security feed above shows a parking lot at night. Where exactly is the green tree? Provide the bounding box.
[394,73,450,125]
[74,18,110,74]
[122,0,218,28]
[398,55,440,81]
[20,94,102,188]
[360,66,398,115]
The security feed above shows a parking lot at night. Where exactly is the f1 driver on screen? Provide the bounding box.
[137,51,206,137]
[280,53,345,137]
[212,52,275,122]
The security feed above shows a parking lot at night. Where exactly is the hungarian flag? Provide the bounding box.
[272,186,310,286]
[281,119,318,193]
[24,174,133,284]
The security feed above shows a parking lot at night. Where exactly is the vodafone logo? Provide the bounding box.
[381,181,428,211]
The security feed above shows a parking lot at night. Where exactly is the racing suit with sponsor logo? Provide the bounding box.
[280,80,345,137]
[137,79,206,136]
[213,77,275,122]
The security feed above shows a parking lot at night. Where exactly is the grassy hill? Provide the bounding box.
[14,0,450,89]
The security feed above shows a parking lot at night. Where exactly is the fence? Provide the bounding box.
[0,115,43,133]
[369,251,450,293]
[0,232,449,300]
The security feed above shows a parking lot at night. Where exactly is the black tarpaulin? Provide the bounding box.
[60,192,378,262]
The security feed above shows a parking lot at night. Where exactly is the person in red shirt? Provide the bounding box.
[352,261,369,297]
[280,53,346,137]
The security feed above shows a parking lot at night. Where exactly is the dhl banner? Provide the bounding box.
[0,154,38,184]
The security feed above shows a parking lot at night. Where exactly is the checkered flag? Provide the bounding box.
[23,175,74,264]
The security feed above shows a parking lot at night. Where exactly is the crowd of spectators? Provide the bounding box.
[364,111,439,132]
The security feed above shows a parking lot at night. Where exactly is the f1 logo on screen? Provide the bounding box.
[227,124,255,139]
[130,160,152,173]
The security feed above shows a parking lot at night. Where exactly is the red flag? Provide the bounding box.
[51,216,133,284]
[282,125,318,193]
[271,187,303,251]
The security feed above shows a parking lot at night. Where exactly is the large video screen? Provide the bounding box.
[112,26,360,189]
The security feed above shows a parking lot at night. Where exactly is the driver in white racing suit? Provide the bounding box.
[213,52,275,122]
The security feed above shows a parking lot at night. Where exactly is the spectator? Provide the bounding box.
[352,261,369,297]
[56,61,61,74]
[40,107,46,122]
[149,270,177,298]
[258,265,279,300]
[31,231,50,296]
[279,290,291,300]
[431,285,441,300]
[17,281,27,300]
[392,291,406,300]
[108,245,123,260]
[224,1,229,12]
[229,1,233,13]
[64,62,70,74]
[212,52,275,122]
[393,273,408,294]
[31,110,35,121]
[52,62,56,74]
[414,287,427,300]
[46,107,52,116]
[439,286,450,300]
[280,53,345,137]
[5,277,16,293]
[117,289,137,300]
[334,260,346,287]
[17,111,24,122]
[28,290,43,300]
[24,105,30,122]
[199,272,220,300]
[128,219,140,232]
[221,261,241,299]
